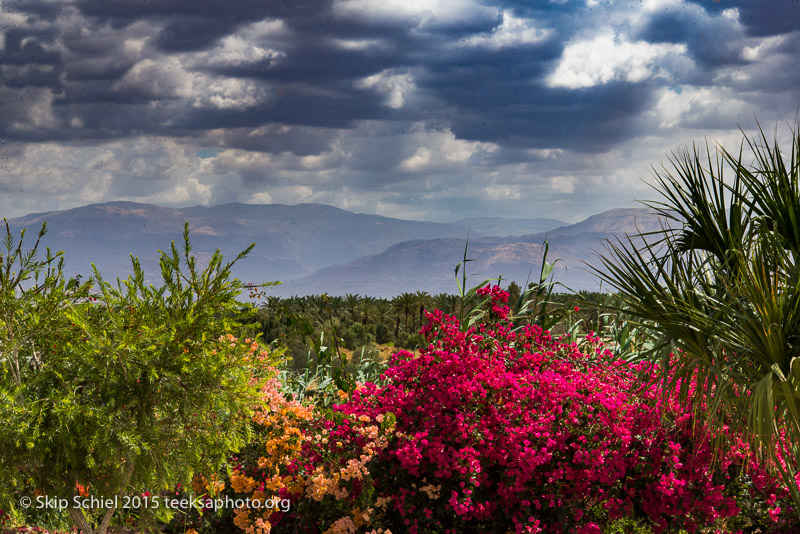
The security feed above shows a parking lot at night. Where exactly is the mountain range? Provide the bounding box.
[4,202,670,298]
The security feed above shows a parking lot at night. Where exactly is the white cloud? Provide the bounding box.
[109,20,280,110]
[547,33,688,89]
[397,126,498,173]
[400,147,432,171]
[721,8,740,21]
[653,86,750,129]
[355,69,416,108]
[464,10,551,49]
[550,175,576,194]
[300,153,339,170]
[526,148,564,160]
[484,183,522,200]
[334,0,486,26]
[158,177,214,205]
[2,11,29,29]
[248,192,273,204]
[194,29,286,68]
[269,185,314,204]
[123,37,147,57]
[640,0,683,12]
[0,137,241,216]
[192,76,267,110]
[114,57,195,98]
[331,38,384,51]
[655,89,692,129]
[213,149,274,175]
[117,54,269,110]
[742,35,784,61]
[190,19,290,64]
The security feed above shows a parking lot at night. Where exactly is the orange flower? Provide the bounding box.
[230,472,257,493]
[75,482,90,497]
[192,474,207,494]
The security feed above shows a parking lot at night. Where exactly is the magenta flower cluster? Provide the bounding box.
[221,285,798,533]
[315,285,799,533]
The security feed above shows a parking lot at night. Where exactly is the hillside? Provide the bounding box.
[5,202,667,297]
[7,201,472,283]
[275,208,671,296]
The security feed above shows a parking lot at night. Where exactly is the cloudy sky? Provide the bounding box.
[1,0,799,223]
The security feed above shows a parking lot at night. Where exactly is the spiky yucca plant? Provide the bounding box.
[594,123,800,507]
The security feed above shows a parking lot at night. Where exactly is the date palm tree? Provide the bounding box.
[344,293,361,324]
[433,292,458,315]
[414,291,431,329]
[326,294,344,320]
[393,292,417,333]
[373,298,393,324]
[594,123,800,505]
[360,296,375,325]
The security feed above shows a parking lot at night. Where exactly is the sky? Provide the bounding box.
[1,0,799,223]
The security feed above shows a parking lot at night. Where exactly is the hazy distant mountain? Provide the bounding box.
[278,238,559,297]
[6,201,468,283]
[272,208,671,297]
[447,216,566,237]
[535,207,670,239]
[4,202,666,297]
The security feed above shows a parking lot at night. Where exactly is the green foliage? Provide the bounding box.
[513,240,571,331]
[340,322,375,350]
[374,323,391,344]
[453,237,497,331]
[278,337,389,408]
[456,238,571,333]
[505,281,522,309]
[564,291,657,361]
[0,222,275,534]
[594,122,800,508]
[0,220,92,531]
[396,331,425,350]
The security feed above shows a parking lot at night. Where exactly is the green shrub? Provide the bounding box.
[0,222,276,534]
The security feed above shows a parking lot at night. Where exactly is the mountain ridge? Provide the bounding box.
[4,202,666,297]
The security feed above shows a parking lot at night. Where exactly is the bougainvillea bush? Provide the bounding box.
[205,286,799,534]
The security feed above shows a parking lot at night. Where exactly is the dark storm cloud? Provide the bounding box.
[209,44,403,85]
[5,0,66,22]
[190,0,655,153]
[379,22,669,153]
[691,0,800,38]
[202,126,336,157]
[3,0,800,179]
[0,0,568,149]
[3,0,800,225]
[75,0,336,51]
[436,79,654,152]
[76,0,332,23]
[181,89,391,131]
[0,64,61,89]
[2,28,62,65]
[3,0,412,144]
[63,59,134,82]
[636,4,747,71]
[155,16,245,52]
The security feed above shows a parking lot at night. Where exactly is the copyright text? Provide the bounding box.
[19,495,290,512]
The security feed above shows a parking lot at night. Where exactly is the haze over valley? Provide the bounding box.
[6,202,667,297]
